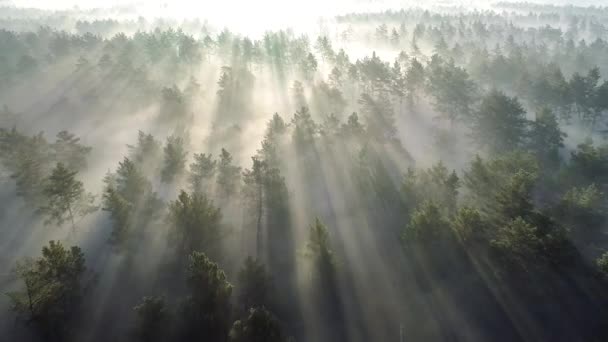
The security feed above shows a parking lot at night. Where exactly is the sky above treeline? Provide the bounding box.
[3,0,605,32]
[5,0,607,11]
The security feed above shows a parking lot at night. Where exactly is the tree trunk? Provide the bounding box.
[68,203,76,232]
[256,185,263,259]
[25,277,35,319]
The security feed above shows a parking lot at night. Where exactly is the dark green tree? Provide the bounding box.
[102,158,162,245]
[426,56,476,125]
[39,163,95,229]
[491,217,543,268]
[189,153,216,193]
[168,190,223,254]
[243,157,268,257]
[229,307,287,342]
[51,131,92,171]
[217,148,242,201]
[133,296,172,342]
[528,107,566,169]
[128,131,162,172]
[401,162,460,215]
[306,218,335,278]
[291,107,318,152]
[597,252,608,276]
[451,206,487,244]
[566,140,608,187]
[402,201,451,244]
[358,93,396,142]
[236,257,272,312]
[553,184,605,242]
[179,252,233,341]
[160,86,187,122]
[7,241,86,341]
[161,135,188,183]
[472,90,528,153]
[291,81,307,108]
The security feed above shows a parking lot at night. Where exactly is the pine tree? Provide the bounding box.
[168,190,223,254]
[188,153,216,193]
[39,163,94,229]
[217,148,241,201]
[229,307,286,342]
[8,241,86,340]
[180,252,233,341]
[161,135,187,183]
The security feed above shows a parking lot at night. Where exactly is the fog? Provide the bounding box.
[1,1,608,342]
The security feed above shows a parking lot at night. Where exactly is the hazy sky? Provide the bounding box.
[7,0,605,9]
[3,0,605,36]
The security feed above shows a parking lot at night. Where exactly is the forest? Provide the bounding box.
[1,1,608,341]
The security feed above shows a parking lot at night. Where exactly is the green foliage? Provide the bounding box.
[472,89,528,153]
[566,140,608,187]
[229,307,286,342]
[188,153,216,193]
[357,51,391,94]
[291,106,318,151]
[51,131,92,171]
[110,157,153,203]
[463,152,539,213]
[10,146,46,203]
[390,60,406,105]
[305,218,337,282]
[426,56,476,124]
[451,206,487,243]
[39,162,95,228]
[102,185,132,243]
[568,67,601,121]
[160,86,186,122]
[405,58,425,105]
[236,257,271,312]
[0,129,52,204]
[358,92,396,142]
[491,217,544,268]
[314,36,335,63]
[161,135,187,183]
[291,81,307,108]
[491,215,572,269]
[128,131,162,171]
[168,190,223,254]
[554,184,605,238]
[597,252,608,275]
[528,107,566,169]
[243,157,269,256]
[402,201,451,244]
[7,241,86,340]
[102,158,162,245]
[527,65,570,111]
[180,251,232,341]
[299,53,318,80]
[340,112,365,138]
[258,113,287,169]
[493,171,537,222]
[216,66,255,121]
[310,81,347,117]
[217,148,242,201]
[243,154,289,256]
[133,296,171,342]
[3,11,608,342]
[401,161,460,215]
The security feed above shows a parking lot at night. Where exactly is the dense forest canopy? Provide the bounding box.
[1,1,608,341]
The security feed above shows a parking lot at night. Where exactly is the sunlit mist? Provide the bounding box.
[1,0,608,341]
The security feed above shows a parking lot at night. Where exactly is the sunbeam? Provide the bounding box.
[1,1,608,342]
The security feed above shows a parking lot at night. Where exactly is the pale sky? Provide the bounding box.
[6,0,604,13]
